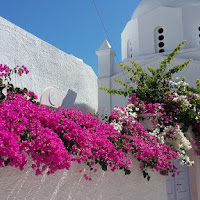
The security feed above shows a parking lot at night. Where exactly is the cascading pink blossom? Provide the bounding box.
[0,64,184,180]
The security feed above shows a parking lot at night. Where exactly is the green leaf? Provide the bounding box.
[101,163,107,171]
[125,169,131,175]
[142,170,147,178]
[4,159,10,166]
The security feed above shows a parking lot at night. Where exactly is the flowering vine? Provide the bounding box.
[101,41,199,177]
[0,63,181,181]
[108,104,178,180]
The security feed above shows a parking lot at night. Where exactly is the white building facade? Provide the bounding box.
[0,16,98,114]
[97,0,200,199]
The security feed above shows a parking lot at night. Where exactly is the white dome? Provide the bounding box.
[132,0,200,19]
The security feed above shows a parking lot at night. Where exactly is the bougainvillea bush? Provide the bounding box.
[101,41,199,178]
[0,63,180,181]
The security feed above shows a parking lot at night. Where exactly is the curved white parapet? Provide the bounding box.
[0,159,168,200]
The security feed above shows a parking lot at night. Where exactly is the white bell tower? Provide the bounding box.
[121,0,200,60]
[96,40,116,114]
[98,1,200,200]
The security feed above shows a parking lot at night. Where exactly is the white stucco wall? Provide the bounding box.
[121,19,139,59]
[122,6,184,58]
[0,16,98,113]
[182,5,200,49]
[0,158,168,200]
[138,7,183,55]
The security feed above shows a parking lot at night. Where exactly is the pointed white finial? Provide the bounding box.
[98,40,112,51]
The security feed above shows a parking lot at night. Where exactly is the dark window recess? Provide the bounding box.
[158,28,164,34]
[155,27,165,53]
[198,26,200,31]
[159,49,165,53]
[158,35,164,40]
[159,42,164,48]
[199,34,200,38]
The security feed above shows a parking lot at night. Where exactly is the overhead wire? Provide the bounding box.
[91,0,128,81]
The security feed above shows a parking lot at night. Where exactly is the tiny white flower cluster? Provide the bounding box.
[111,104,138,132]
[142,114,194,166]
[172,93,191,107]
[148,127,161,137]
[169,77,189,91]
[160,125,194,166]
[110,107,124,132]
[110,120,123,132]
[126,104,138,118]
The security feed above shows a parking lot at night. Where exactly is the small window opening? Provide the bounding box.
[198,27,200,46]
[159,49,165,53]
[155,27,165,53]
[158,35,164,40]
[158,28,164,34]
[159,42,164,48]
[127,40,133,58]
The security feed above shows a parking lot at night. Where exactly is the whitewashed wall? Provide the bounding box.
[0,159,168,200]
[122,6,183,59]
[0,16,98,113]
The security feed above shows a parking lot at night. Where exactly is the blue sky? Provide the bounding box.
[1,0,141,75]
